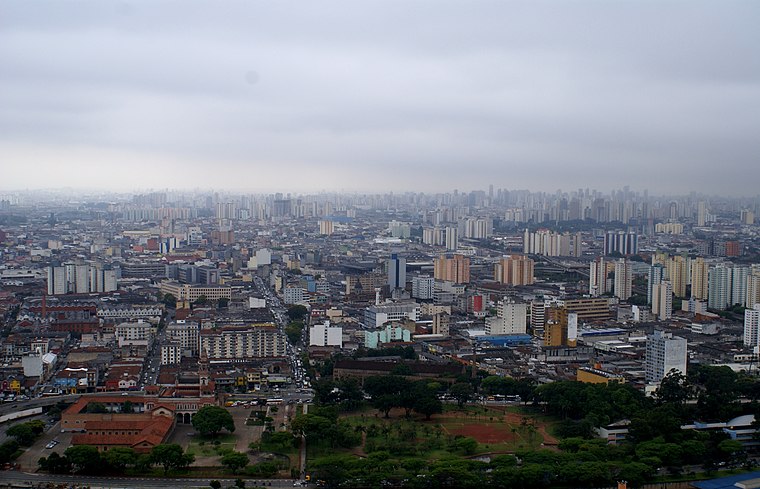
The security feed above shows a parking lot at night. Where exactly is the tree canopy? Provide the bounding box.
[192,405,235,436]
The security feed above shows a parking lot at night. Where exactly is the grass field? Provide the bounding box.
[185,433,238,457]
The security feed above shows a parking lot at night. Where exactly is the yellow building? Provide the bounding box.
[577,367,624,384]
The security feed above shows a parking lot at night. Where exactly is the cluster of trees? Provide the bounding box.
[290,405,361,449]
[5,419,46,446]
[362,376,443,420]
[39,443,194,475]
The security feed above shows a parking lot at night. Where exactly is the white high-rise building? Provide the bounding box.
[485,298,527,335]
[411,276,435,300]
[47,266,67,295]
[652,281,673,320]
[309,321,343,347]
[744,305,760,348]
[645,330,687,384]
[708,265,733,310]
[445,227,458,251]
[589,257,609,297]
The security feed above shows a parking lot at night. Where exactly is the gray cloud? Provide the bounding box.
[1,1,759,195]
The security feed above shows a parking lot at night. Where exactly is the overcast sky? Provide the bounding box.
[1,1,759,196]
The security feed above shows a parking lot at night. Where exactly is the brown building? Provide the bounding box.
[434,254,470,284]
[63,396,175,453]
[494,255,535,286]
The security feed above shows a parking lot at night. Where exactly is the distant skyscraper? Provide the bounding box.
[603,231,638,256]
[646,330,687,384]
[697,201,707,227]
[708,264,733,310]
[387,254,406,290]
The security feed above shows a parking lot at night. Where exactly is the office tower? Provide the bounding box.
[645,330,687,384]
[743,305,760,347]
[690,257,709,300]
[648,264,665,304]
[434,254,470,284]
[485,298,527,335]
[604,231,638,256]
[614,259,632,301]
[652,281,673,320]
[494,255,535,286]
[387,254,406,291]
[589,257,610,297]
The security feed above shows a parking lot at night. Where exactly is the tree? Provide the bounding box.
[220,451,249,474]
[121,401,134,414]
[210,481,222,489]
[414,397,443,421]
[162,293,177,307]
[104,446,136,472]
[65,445,101,474]
[287,304,308,321]
[217,297,229,308]
[150,444,194,475]
[38,451,70,474]
[194,295,209,306]
[6,423,35,445]
[0,440,18,464]
[192,405,235,436]
[285,321,303,345]
[449,383,475,408]
[85,402,108,414]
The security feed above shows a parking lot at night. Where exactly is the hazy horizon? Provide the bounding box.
[2,1,759,195]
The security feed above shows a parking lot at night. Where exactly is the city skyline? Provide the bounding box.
[2,1,759,195]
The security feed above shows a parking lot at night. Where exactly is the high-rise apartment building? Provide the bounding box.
[648,264,665,305]
[665,255,689,298]
[603,231,638,256]
[645,330,687,384]
[690,257,709,300]
[652,281,673,320]
[434,254,470,284]
[614,259,632,301]
[589,257,610,297]
[743,305,760,348]
[411,276,435,300]
[494,255,535,286]
[485,298,527,335]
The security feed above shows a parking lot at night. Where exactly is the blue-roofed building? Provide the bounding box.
[473,334,532,347]
[691,471,760,489]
